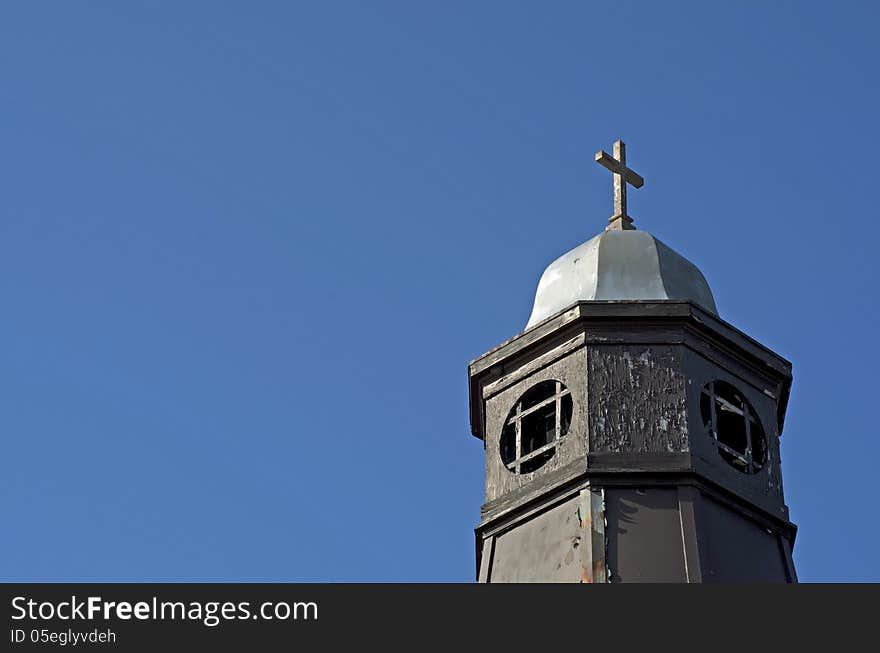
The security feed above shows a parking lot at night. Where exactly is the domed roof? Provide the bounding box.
[525,229,718,329]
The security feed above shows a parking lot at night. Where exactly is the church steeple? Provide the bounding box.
[468,141,797,583]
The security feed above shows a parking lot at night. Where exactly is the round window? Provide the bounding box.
[700,380,767,474]
[500,380,573,474]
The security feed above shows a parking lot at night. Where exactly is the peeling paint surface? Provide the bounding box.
[589,345,689,453]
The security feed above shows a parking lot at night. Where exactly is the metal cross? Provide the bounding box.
[595,140,644,230]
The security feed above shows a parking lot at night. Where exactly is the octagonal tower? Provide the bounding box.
[467,142,796,582]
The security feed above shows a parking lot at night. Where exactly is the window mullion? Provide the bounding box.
[514,402,522,475]
[516,440,557,465]
[555,381,561,442]
[702,381,765,475]
[512,390,570,423]
[502,381,572,475]
[708,383,718,441]
[743,400,754,470]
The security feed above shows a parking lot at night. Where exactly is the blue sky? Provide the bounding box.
[1,2,877,582]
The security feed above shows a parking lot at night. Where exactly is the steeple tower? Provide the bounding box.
[468,141,797,582]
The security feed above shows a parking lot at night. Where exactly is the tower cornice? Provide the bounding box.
[469,300,792,442]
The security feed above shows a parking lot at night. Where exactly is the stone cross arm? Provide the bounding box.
[594,151,644,188]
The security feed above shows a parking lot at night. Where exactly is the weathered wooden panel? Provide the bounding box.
[604,487,687,583]
[488,494,585,583]
[483,334,585,399]
[588,345,688,454]
[683,347,786,518]
[483,347,587,504]
[480,459,586,524]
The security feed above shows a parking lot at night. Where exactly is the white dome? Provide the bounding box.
[526,229,718,329]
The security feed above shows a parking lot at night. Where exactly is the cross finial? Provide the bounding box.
[594,140,644,231]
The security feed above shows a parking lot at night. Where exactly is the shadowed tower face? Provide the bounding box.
[467,141,797,583]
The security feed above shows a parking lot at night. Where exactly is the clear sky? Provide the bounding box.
[1,2,877,582]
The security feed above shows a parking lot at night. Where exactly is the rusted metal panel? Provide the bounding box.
[488,494,586,583]
[604,487,688,583]
[477,536,494,583]
[676,486,703,583]
[778,534,798,583]
[696,494,790,583]
[579,488,607,583]
[588,345,689,454]
[475,477,797,583]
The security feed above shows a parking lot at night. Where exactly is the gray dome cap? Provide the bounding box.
[526,229,718,328]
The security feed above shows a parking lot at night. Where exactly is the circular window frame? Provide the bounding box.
[700,380,767,475]
[499,380,572,474]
